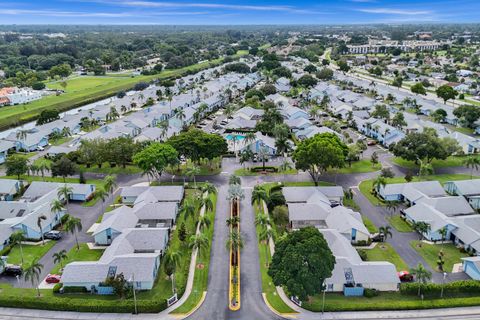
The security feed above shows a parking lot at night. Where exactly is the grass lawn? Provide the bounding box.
[0,50,249,132]
[50,243,104,274]
[410,241,469,272]
[335,160,382,174]
[234,167,298,176]
[359,174,479,206]
[49,136,73,146]
[303,291,480,312]
[388,215,414,233]
[166,163,221,177]
[7,241,56,266]
[362,216,378,233]
[392,156,467,169]
[362,243,409,271]
[78,163,142,175]
[172,192,217,314]
[255,205,296,314]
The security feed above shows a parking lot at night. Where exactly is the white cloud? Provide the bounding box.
[0,8,208,17]
[357,8,433,15]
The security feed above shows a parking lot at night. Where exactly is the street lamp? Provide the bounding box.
[129,274,138,314]
[440,272,447,298]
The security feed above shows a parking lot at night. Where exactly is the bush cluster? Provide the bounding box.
[400,280,480,297]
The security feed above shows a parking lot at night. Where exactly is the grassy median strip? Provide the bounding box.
[171,193,217,314]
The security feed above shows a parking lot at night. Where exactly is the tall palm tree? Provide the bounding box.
[10,231,26,266]
[257,146,270,171]
[176,108,186,128]
[251,188,268,209]
[410,263,432,297]
[24,259,43,297]
[378,225,393,242]
[37,215,47,245]
[385,201,399,217]
[229,175,241,186]
[414,222,431,243]
[226,216,241,228]
[36,159,51,181]
[372,176,387,194]
[180,200,197,221]
[198,197,214,213]
[201,182,217,195]
[255,213,270,228]
[50,199,64,222]
[103,175,117,196]
[65,216,82,250]
[244,132,256,146]
[189,233,209,258]
[186,165,201,188]
[226,230,244,266]
[52,249,68,270]
[57,184,73,206]
[439,227,448,249]
[198,215,211,231]
[164,250,182,294]
[463,156,480,179]
[258,227,275,267]
[94,187,108,212]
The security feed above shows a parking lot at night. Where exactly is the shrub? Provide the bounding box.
[357,249,368,261]
[400,280,480,298]
[53,283,63,293]
[62,286,88,294]
[267,191,286,212]
[354,239,372,246]
[250,166,277,173]
[364,288,379,298]
[0,245,12,256]
[268,184,283,195]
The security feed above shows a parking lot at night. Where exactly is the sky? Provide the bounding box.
[0,0,479,25]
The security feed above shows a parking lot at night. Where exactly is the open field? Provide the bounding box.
[0,50,248,131]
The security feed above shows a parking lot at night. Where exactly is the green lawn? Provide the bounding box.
[359,174,479,206]
[7,241,56,266]
[388,215,414,233]
[410,241,469,272]
[172,192,217,314]
[303,291,480,312]
[362,216,378,233]
[255,206,297,314]
[50,243,104,274]
[50,136,73,146]
[78,163,142,175]
[344,197,360,211]
[234,167,298,176]
[392,156,468,169]
[166,163,221,177]
[335,160,382,174]
[0,50,249,132]
[363,243,409,271]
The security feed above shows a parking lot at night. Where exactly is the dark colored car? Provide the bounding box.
[3,265,22,276]
[44,230,63,240]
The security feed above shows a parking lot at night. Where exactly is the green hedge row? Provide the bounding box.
[400,280,480,297]
[0,294,167,313]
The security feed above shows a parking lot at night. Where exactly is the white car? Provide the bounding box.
[37,146,44,151]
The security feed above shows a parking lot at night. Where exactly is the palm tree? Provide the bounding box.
[50,199,64,223]
[463,156,480,179]
[372,176,387,194]
[413,221,431,244]
[120,105,127,114]
[244,132,256,146]
[57,184,73,206]
[164,250,182,294]
[36,159,51,181]
[198,196,214,213]
[258,227,275,266]
[385,201,399,217]
[103,175,117,196]
[16,129,29,152]
[10,231,26,265]
[251,188,268,209]
[65,216,82,250]
[158,120,169,141]
[94,187,108,212]
[226,216,241,228]
[180,200,197,221]
[198,215,211,231]
[176,108,186,127]
[37,215,47,245]
[410,263,432,297]
[24,259,43,297]
[229,175,241,186]
[439,227,448,248]
[52,249,68,270]
[186,165,201,188]
[189,233,209,257]
[201,182,217,195]
[239,150,252,169]
[226,230,244,266]
[378,225,393,242]
[275,137,291,160]
[257,146,270,171]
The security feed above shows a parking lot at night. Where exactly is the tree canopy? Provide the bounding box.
[453,105,480,128]
[268,227,335,301]
[167,129,228,162]
[392,130,451,164]
[133,142,178,180]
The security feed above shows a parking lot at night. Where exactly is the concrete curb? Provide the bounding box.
[262,293,298,319]
[170,291,207,319]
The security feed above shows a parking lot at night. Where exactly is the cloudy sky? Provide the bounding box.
[0,0,478,25]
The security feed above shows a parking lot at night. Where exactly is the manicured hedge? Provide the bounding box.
[400,280,480,297]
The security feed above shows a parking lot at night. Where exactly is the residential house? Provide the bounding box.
[0,179,21,201]
[445,179,480,209]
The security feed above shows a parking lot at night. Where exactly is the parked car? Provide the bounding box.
[45,274,61,284]
[367,139,377,146]
[3,265,22,276]
[37,146,44,151]
[397,271,413,282]
[44,230,63,240]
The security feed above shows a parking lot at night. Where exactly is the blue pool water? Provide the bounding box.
[225,134,245,141]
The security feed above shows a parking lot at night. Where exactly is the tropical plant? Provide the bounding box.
[57,184,73,205]
[227,184,245,201]
[180,200,197,221]
[198,196,214,213]
[37,215,47,245]
[413,221,431,243]
[372,176,387,194]
[52,250,68,269]
[255,213,270,229]
[189,233,209,257]
[10,231,26,265]
[463,156,480,179]
[229,175,241,186]
[164,250,182,294]
[226,216,241,228]
[385,201,399,217]
[65,216,82,250]
[94,187,109,212]
[378,225,392,242]
[251,188,268,209]
[410,263,432,296]
[103,175,117,195]
[24,259,44,297]
[186,165,201,188]
[201,182,217,195]
[198,215,211,231]
[258,226,275,266]
[226,230,244,266]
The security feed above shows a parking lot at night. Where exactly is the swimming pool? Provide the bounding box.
[225,134,245,141]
